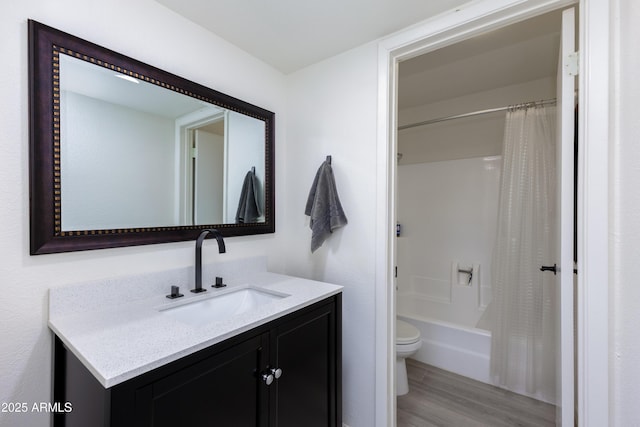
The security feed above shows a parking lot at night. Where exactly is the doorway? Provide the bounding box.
[395,8,568,423]
[374,1,610,426]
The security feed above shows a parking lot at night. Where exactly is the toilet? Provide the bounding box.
[396,319,422,396]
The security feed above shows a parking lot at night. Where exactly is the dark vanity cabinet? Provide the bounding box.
[53,295,341,427]
[133,333,270,427]
[270,301,340,427]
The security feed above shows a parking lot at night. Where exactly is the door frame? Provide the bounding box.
[374,0,609,426]
[176,111,226,224]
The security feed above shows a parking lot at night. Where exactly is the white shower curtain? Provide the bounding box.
[490,103,557,403]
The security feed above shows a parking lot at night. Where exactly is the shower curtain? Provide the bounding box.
[490,103,557,403]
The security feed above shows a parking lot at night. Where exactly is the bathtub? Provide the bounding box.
[397,293,492,385]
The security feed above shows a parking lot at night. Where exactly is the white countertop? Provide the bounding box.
[49,258,342,388]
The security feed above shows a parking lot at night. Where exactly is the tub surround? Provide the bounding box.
[396,157,500,331]
[398,314,491,385]
[49,256,343,388]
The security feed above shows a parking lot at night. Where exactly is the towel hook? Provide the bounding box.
[251,166,255,173]
[326,155,332,165]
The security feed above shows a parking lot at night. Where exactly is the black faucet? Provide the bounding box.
[192,229,226,293]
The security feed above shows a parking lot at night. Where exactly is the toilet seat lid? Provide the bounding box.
[397,320,420,344]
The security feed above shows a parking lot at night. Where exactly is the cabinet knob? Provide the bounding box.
[262,372,274,386]
[271,368,282,379]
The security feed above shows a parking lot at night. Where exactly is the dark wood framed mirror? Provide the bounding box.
[29,20,275,254]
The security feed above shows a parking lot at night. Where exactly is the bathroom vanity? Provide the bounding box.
[49,258,342,426]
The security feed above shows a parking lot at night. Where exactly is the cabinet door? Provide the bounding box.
[136,333,269,427]
[270,302,338,427]
[53,336,111,427]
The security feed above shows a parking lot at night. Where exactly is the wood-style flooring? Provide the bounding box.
[397,359,556,427]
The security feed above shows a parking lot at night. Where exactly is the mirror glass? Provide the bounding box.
[29,20,274,254]
[59,54,265,230]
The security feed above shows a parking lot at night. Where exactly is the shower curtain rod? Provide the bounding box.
[398,97,557,131]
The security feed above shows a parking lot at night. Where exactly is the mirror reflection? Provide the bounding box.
[59,54,265,231]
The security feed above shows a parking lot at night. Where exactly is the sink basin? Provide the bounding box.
[160,287,288,326]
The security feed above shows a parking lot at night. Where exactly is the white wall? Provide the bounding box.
[284,43,379,427]
[611,0,640,425]
[396,156,501,328]
[0,1,286,426]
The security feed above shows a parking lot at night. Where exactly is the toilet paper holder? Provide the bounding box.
[458,267,473,285]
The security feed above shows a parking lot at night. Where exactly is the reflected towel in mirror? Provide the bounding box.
[236,169,262,223]
[305,160,348,252]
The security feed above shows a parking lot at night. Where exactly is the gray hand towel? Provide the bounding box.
[305,160,348,252]
[236,170,262,223]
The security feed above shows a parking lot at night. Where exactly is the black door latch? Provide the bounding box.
[540,264,558,275]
